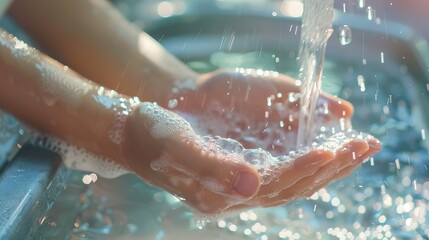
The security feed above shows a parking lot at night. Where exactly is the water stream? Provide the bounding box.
[296,0,334,148]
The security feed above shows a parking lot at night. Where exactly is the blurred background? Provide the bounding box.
[112,0,429,40]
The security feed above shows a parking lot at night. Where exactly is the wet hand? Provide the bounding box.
[167,69,356,154]
[170,69,354,122]
[123,69,381,214]
[124,102,380,214]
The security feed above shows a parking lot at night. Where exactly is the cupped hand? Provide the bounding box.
[123,69,381,215]
[168,69,353,122]
[164,69,356,154]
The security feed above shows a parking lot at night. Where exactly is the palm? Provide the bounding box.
[167,70,354,155]
[128,70,381,215]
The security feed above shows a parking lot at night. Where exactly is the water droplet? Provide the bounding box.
[338,25,352,45]
[227,223,237,232]
[82,175,92,184]
[288,92,300,103]
[217,220,226,228]
[357,75,366,92]
[366,6,375,21]
[395,159,401,170]
[168,99,178,109]
[266,96,273,107]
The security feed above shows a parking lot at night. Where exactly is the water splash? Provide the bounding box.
[366,6,375,21]
[296,0,334,148]
[338,25,352,46]
[358,0,365,8]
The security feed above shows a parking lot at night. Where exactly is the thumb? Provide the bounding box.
[136,102,261,199]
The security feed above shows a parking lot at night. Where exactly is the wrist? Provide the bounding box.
[76,89,141,169]
[121,102,164,179]
[119,32,198,104]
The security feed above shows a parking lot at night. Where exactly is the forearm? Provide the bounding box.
[0,30,132,166]
[8,0,196,102]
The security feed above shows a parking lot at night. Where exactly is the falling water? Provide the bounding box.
[296,0,334,148]
[338,25,352,45]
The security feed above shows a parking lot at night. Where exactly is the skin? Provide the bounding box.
[0,0,382,214]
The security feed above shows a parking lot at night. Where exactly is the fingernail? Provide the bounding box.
[232,171,259,198]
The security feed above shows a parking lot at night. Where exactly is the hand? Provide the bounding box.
[166,69,356,154]
[123,69,381,214]
[173,69,353,119]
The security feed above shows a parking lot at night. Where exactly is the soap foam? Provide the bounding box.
[26,90,143,178]
[29,134,129,178]
[140,102,196,140]
[93,88,141,145]
[146,101,375,188]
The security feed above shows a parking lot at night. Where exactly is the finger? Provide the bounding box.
[306,157,372,197]
[223,138,381,212]
[272,75,354,119]
[299,146,378,199]
[311,139,370,184]
[224,151,342,212]
[145,167,236,214]
[257,163,359,209]
[292,138,369,195]
[328,161,363,183]
[266,98,351,133]
[223,203,259,214]
[161,137,261,200]
[331,138,381,180]
[250,139,370,207]
[137,103,261,199]
[256,149,334,197]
